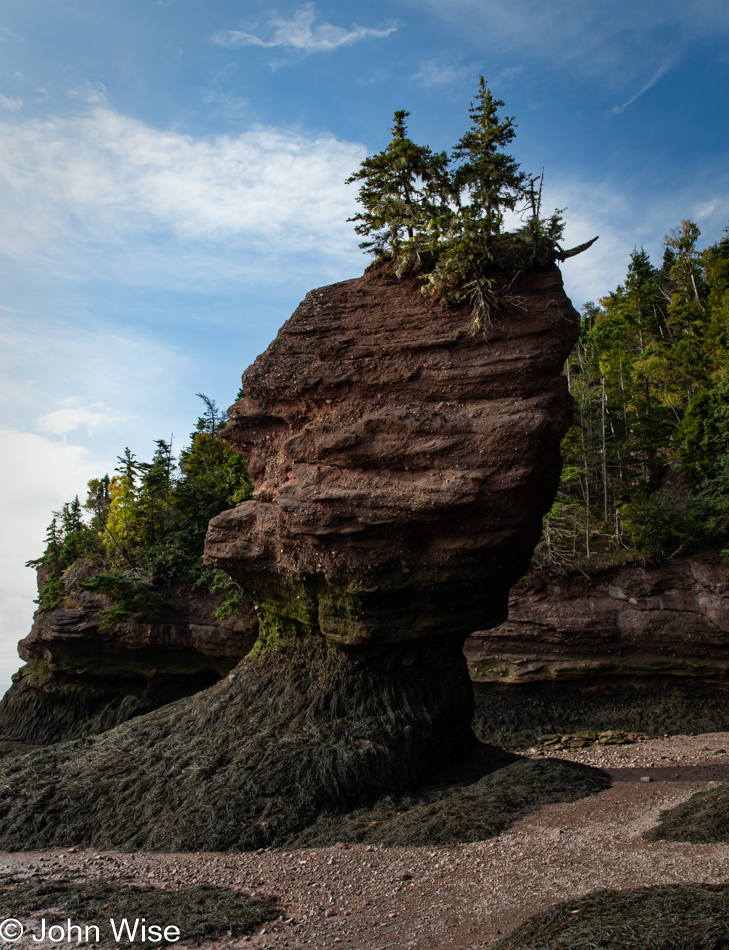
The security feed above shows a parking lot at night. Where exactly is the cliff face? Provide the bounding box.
[0,562,258,744]
[205,264,579,651]
[465,557,729,682]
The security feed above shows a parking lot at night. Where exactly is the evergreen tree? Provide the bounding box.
[538,219,729,570]
[451,77,526,235]
[345,110,449,261]
[345,79,568,331]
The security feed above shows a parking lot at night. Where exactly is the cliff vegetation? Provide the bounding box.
[27,394,253,629]
[536,220,729,572]
[346,77,580,332]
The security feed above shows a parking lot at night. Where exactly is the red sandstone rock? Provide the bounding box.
[465,557,729,681]
[205,264,580,649]
[0,562,258,744]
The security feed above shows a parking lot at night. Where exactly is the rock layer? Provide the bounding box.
[465,557,729,682]
[205,264,579,651]
[0,562,257,744]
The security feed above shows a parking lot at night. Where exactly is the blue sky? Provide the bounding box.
[1,0,729,689]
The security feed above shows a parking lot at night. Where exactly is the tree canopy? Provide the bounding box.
[346,77,569,330]
[28,394,253,624]
[538,220,729,571]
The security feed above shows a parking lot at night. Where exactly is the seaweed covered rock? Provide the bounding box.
[0,641,609,852]
[645,783,729,843]
[494,884,729,949]
[0,640,471,851]
[0,876,279,946]
[0,561,257,746]
[0,264,580,850]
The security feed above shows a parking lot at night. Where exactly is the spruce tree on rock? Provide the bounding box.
[451,77,527,237]
[345,110,449,261]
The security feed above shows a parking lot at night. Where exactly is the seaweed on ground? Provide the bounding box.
[0,638,476,852]
[645,783,729,843]
[0,874,279,947]
[493,884,729,949]
[472,679,729,751]
[293,755,610,848]
[0,638,610,853]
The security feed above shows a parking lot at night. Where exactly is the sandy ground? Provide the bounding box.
[3,732,729,949]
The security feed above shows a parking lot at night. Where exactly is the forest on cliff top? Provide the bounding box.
[537,219,729,573]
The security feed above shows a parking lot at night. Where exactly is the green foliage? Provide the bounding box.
[537,221,729,571]
[346,78,566,330]
[26,497,103,610]
[79,572,172,629]
[200,567,246,621]
[620,491,704,557]
[27,393,253,620]
[345,109,450,259]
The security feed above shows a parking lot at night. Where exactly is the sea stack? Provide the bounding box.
[0,263,580,852]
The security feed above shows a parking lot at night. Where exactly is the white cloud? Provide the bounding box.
[0,105,365,278]
[609,59,675,115]
[36,402,128,438]
[0,94,22,112]
[212,4,395,54]
[0,429,105,695]
[413,59,472,87]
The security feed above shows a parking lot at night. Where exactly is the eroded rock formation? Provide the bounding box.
[205,263,579,651]
[465,557,729,682]
[0,264,584,851]
[0,561,257,746]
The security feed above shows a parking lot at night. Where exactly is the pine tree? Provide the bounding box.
[345,110,449,260]
[451,76,526,236]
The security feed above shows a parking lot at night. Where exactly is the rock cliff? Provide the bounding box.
[205,263,578,650]
[0,264,581,851]
[465,557,729,682]
[0,562,257,745]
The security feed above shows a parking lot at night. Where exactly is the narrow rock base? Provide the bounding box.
[0,637,476,852]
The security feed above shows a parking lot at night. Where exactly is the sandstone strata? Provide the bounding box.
[205,264,579,651]
[0,561,257,745]
[465,557,729,682]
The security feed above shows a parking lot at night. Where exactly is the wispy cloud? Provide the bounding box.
[0,94,22,112]
[0,105,365,274]
[212,4,395,54]
[36,402,128,438]
[609,59,675,115]
[407,0,729,87]
[412,59,472,87]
